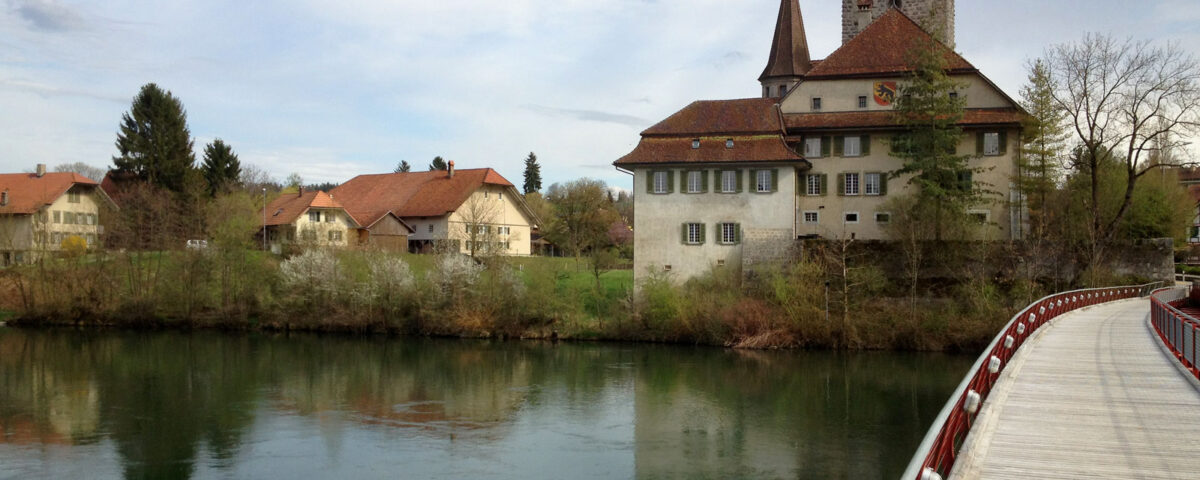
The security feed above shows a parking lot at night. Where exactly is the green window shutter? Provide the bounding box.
[701,170,709,192]
[834,136,844,157]
[976,132,985,156]
[820,174,828,196]
[771,169,779,192]
[646,170,653,193]
[736,169,744,193]
[749,169,758,191]
[999,131,1008,154]
[680,223,687,244]
[837,173,845,196]
[821,136,832,157]
[734,223,742,244]
[861,135,871,155]
[699,223,706,244]
[667,170,675,193]
[880,173,889,195]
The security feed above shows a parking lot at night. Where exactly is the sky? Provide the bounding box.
[2,0,1199,191]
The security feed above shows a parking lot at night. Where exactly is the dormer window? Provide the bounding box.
[691,139,701,149]
[811,97,822,111]
[725,139,734,149]
[858,96,868,109]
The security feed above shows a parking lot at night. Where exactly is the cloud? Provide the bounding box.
[0,78,125,102]
[523,104,647,128]
[8,0,84,32]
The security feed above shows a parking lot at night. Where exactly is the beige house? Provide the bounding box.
[260,189,366,254]
[331,163,539,256]
[615,1,1024,284]
[0,164,114,265]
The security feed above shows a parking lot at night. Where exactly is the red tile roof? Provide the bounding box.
[330,168,517,224]
[783,108,1024,131]
[1178,167,1200,183]
[614,135,804,166]
[642,98,784,137]
[0,172,100,215]
[802,9,974,79]
[759,0,812,81]
[261,190,353,227]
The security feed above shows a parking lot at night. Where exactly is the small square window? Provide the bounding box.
[875,212,891,224]
[779,85,787,96]
[844,212,860,224]
[725,139,734,149]
[949,91,959,100]
[803,211,819,224]
[428,224,434,233]
[692,139,701,149]
[858,96,868,109]
[812,97,822,111]
[664,265,672,271]
[969,210,990,224]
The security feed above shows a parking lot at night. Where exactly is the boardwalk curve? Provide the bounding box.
[949,298,1200,479]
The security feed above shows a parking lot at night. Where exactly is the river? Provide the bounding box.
[0,328,971,479]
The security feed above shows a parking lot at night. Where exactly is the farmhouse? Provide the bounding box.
[0,164,114,264]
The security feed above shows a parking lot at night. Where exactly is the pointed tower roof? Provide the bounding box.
[804,9,973,79]
[758,0,812,82]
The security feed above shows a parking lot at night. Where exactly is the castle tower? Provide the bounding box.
[842,0,955,46]
[759,0,811,98]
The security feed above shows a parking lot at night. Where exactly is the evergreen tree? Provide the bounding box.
[428,156,448,171]
[1017,60,1068,239]
[522,152,543,194]
[890,37,982,240]
[112,83,196,192]
[201,139,242,196]
[395,160,411,173]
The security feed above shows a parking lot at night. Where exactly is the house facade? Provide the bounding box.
[0,165,113,265]
[331,163,539,256]
[260,189,363,254]
[615,1,1024,284]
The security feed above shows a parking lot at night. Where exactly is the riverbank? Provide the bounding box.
[0,248,1145,352]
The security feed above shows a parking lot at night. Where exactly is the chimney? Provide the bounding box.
[1,190,8,206]
[298,186,304,196]
[35,164,45,177]
[448,160,455,178]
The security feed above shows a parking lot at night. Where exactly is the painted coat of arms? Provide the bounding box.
[874,81,897,106]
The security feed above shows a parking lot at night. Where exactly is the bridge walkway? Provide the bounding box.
[950,299,1200,479]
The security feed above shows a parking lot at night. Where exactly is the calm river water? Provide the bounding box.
[0,328,972,479]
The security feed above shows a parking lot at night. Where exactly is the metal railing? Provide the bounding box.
[1149,285,1200,381]
[901,282,1163,480]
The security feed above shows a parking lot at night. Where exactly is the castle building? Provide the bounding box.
[615,0,1023,285]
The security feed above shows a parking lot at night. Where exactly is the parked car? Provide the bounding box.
[186,239,208,250]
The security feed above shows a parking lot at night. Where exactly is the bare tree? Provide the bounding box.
[1045,34,1200,270]
[456,191,503,258]
[53,162,107,182]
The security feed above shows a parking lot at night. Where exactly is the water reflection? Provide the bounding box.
[0,328,970,479]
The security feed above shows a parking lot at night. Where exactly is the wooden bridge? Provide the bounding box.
[903,284,1200,480]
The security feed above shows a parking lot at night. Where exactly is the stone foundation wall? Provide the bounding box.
[741,228,795,269]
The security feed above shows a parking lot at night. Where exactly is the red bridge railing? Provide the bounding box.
[900,282,1163,480]
[1149,285,1200,380]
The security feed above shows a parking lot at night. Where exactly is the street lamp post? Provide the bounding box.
[262,187,267,251]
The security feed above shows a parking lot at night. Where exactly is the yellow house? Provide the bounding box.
[260,189,365,254]
[0,164,115,265]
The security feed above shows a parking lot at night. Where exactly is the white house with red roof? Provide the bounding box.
[332,162,539,256]
[615,0,1024,284]
[0,164,116,264]
[260,188,365,254]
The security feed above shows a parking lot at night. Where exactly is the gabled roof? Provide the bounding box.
[261,190,355,227]
[759,0,812,81]
[614,135,805,166]
[783,108,1024,131]
[642,98,784,137]
[330,168,519,224]
[0,172,103,215]
[802,9,974,79]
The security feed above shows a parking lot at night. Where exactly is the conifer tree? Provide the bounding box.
[890,37,982,240]
[428,156,448,171]
[523,152,543,194]
[112,83,196,192]
[395,160,411,173]
[1017,60,1067,238]
[201,139,242,196]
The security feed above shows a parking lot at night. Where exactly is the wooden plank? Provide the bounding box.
[951,299,1200,479]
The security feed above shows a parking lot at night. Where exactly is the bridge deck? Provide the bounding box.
[951,299,1200,479]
